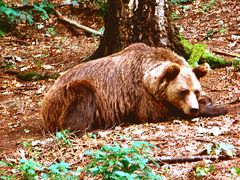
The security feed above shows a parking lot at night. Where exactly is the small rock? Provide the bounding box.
[42,64,54,70]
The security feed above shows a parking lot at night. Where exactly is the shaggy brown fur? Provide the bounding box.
[42,43,227,132]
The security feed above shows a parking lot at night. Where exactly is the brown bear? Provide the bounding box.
[41,43,227,132]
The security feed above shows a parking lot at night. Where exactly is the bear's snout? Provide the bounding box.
[183,92,200,116]
[189,108,199,116]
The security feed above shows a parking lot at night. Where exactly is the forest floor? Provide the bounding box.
[0,0,239,179]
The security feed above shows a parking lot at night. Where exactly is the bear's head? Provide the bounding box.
[144,62,210,116]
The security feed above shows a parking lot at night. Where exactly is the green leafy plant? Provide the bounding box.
[16,71,47,81]
[33,0,54,21]
[82,141,162,179]
[65,0,106,17]
[17,158,43,179]
[56,130,73,147]
[0,2,33,36]
[0,0,53,36]
[170,10,180,20]
[219,26,228,34]
[0,161,15,179]
[195,164,215,177]
[94,0,107,17]
[231,167,240,176]
[204,26,228,39]
[200,0,216,13]
[1,158,80,179]
[0,60,16,69]
[42,161,80,179]
[46,27,56,36]
[205,29,218,39]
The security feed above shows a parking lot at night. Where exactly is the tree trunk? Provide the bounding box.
[91,0,185,59]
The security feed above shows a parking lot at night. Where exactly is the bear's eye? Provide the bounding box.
[194,90,200,97]
[180,90,189,96]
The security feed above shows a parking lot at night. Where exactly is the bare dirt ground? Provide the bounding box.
[0,0,239,179]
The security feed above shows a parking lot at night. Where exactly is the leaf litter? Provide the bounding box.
[0,0,239,179]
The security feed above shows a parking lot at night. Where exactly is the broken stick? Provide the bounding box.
[54,9,103,36]
[157,155,234,164]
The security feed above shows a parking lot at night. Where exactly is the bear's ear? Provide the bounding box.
[164,63,181,81]
[193,63,210,79]
[143,62,180,93]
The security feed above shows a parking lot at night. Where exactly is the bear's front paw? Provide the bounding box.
[199,104,228,117]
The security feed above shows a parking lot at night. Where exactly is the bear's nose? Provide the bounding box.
[190,108,199,116]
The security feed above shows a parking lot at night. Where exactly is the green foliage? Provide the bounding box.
[170,10,180,20]
[42,161,80,179]
[17,158,43,179]
[0,2,34,24]
[204,26,228,39]
[33,0,54,21]
[200,0,216,13]
[16,71,47,81]
[205,142,236,157]
[0,60,16,69]
[195,164,215,177]
[13,71,59,81]
[205,29,218,39]
[231,167,240,176]
[93,0,107,17]
[0,161,15,179]
[46,27,56,36]
[0,0,54,36]
[82,141,162,179]
[219,26,228,34]
[1,158,80,179]
[56,130,73,147]
[0,1,33,36]
[0,142,161,179]
[232,57,240,71]
[65,0,106,17]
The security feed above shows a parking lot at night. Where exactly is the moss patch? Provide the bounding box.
[188,44,206,67]
[179,34,230,68]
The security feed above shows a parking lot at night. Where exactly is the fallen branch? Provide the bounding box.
[0,37,30,45]
[156,155,234,164]
[213,49,240,58]
[54,9,103,37]
[11,3,80,10]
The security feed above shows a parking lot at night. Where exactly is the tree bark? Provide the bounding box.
[91,0,185,59]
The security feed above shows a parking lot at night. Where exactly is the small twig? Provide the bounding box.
[227,98,240,105]
[114,138,168,143]
[195,138,216,144]
[209,89,228,92]
[54,9,103,36]
[213,49,240,58]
